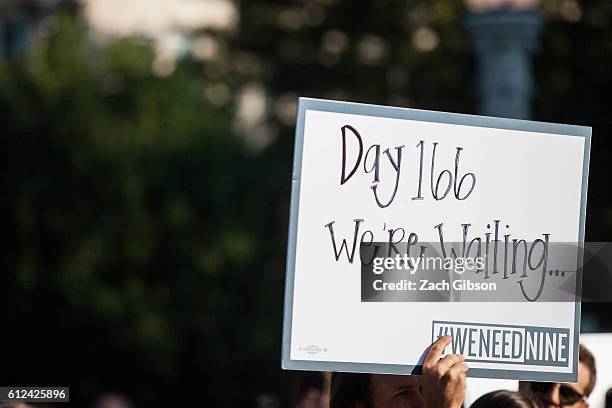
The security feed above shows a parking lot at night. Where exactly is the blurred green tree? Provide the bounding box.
[0,14,291,406]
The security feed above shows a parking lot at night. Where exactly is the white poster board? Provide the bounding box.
[282,98,591,381]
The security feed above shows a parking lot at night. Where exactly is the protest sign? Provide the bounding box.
[282,98,591,381]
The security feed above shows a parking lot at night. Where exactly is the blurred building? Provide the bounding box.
[82,0,238,76]
[0,0,238,68]
[464,0,542,119]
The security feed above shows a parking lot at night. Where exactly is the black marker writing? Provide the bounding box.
[340,126,477,207]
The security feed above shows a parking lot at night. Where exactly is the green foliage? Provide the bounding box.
[0,15,290,406]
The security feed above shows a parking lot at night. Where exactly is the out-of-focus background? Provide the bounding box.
[1,0,611,406]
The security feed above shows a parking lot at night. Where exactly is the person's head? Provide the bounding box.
[292,371,330,408]
[471,390,536,408]
[605,386,612,408]
[577,344,597,398]
[519,344,597,408]
[92,393,133,408]
[330,372,424,408]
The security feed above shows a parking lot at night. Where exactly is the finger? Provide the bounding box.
[441,363,469,386]
[423,335,452,367]
[448,362,469,375]
[431,355,464,379]
[437,354,465,372]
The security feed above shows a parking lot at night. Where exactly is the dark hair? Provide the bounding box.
[519,343,598,406]
[290,372,328,407]
[579,343,596,396]
[471,390,536,408]
[329,372,372,408]
[605,386,612,408]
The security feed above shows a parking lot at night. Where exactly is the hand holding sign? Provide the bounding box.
[421,336,468,408]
